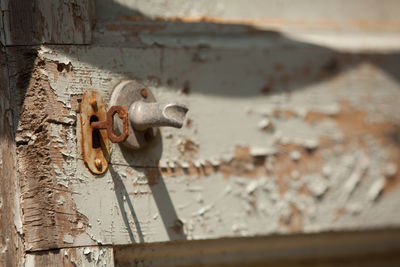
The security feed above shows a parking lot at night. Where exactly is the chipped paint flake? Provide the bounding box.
[306,175,328,198]
[63,234,74,244]
[368,177,386,201]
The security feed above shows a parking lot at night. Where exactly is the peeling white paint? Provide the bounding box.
[344,154,369,196]
[290,150,301,161]
[83,247,91,255]
[246,180,259,194]
[34,32,400,248]
[306,174,329,198]
[63,234,74,244]
[322,165,332,178]
[346,202,363,215]
[57,196,65,205]
[250,146,276,157]
[257,118,272,130]
[368,177,386,201]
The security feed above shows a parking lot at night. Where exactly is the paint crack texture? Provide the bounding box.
[36,41,400,246]
[3,0,400,260]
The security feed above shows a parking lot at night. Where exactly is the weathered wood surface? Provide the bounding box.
[0,47,25,266]
[3,0,400,260]
[20,30,400,251]
[0,0,93,46]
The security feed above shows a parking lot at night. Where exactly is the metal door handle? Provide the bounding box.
[129,102,188,131]
[109,80,189,149]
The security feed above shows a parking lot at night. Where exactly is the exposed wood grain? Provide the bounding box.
[0,46,24,267]
[0,0,93,46]
[13,54,95,252]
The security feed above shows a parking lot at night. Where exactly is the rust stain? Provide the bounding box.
[80,90,110,175]
[91,105,130,144]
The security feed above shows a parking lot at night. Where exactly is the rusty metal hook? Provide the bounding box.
[91,105,129,143]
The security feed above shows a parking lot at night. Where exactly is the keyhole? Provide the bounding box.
[90,115,101,148]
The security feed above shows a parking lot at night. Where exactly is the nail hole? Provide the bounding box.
[90,115,101,149]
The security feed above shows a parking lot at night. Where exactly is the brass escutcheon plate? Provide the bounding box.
[80,90,110,175]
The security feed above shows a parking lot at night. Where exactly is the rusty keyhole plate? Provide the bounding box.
[80,90,110,175]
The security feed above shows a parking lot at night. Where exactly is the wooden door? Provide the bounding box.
[1,0,400,266]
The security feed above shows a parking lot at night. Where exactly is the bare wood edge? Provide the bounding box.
[0,45,25,267]
[114,229,400,266]
[15,51,93,252]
